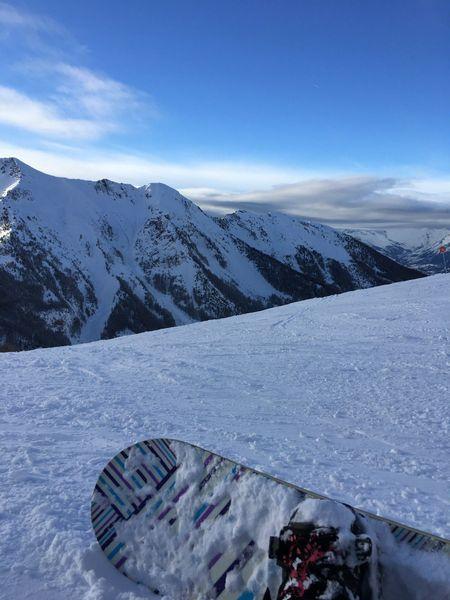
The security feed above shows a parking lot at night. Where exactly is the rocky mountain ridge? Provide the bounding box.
[0,158,423,351]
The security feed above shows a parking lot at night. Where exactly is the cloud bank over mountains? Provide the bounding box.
[185,176,450,228]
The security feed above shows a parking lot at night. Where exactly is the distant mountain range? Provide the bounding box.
[0,158,423,351]
[344,228,449,274]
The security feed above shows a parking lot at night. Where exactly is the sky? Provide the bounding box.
[0,0,449,228]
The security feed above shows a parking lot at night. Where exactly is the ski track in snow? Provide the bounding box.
[0,275,449,599]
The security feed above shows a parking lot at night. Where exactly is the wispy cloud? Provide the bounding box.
[53,64,148,119]
[0,140,310,188]
[0,3,155,140]
[0,85,107,139]
[0,1,81,56]
[6,60,155,140]
[0,2,60,32]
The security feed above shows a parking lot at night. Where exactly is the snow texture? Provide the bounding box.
[112,441,302,598]
[0,275,449,598]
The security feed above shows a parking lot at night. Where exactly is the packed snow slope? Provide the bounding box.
[345,227,449,274]
[0,157,422,351]
[0,275,449,599]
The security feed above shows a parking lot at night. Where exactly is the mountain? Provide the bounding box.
[344,227,449,274]
[1,275,449,598]
[0,157,423,351]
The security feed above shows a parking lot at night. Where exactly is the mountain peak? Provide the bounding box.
[0,157,44,176]
[0,157,27,197]
[141,181,204,219]
[0,157,60,192]
[0,156,22,175]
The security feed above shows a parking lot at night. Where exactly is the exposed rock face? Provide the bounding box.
[0,158,423,351]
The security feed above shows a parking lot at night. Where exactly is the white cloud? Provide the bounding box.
[0,3,154,141]
[55,64,143,118]
[0,86,107,139]
[1,141,449,228]
[0,2,58,32]
[0,141,314,188]
[393,178,450,204]
[0,2,78,56]
[4,60,155,140]
[0,59,153,140]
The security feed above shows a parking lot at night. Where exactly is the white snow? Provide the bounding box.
[0,158,283,341]
[112,441,303,598]
[0,158,21,198]
[345,227,449,252]
[224,210,353,266]
[0,275,449,598]
[345,226,450,273]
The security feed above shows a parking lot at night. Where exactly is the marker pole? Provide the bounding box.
[439,246,447,273]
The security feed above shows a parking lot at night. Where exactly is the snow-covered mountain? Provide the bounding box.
[1,275,449,598]
[344,227,449,274]
[0,157,423,351]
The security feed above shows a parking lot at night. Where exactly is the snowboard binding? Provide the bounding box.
[269,505,374,599]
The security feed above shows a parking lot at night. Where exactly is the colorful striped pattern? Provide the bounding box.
[91,439,262,597]
[91,439,178,573]
[387,523,447,553]
[92,438,450,598]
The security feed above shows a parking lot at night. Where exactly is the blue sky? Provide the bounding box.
[1,1,449,227]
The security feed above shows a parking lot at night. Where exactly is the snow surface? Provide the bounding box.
[222,211,353,266]
[345,227,450,274]
[110,441,304,598]
[345,227,449,251]
[0,275,449,598]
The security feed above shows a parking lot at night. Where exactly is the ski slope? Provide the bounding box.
[0,275,449,599]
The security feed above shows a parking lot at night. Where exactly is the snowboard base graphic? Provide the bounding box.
[91,438,449,599]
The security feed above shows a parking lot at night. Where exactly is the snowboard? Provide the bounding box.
[91,438,450,599]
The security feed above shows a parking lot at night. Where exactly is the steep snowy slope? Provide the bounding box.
[0,157,423,351]
[220,210,420,288]
[0,275,448,599]
[0,158,271,349]
[345,227,449,274]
